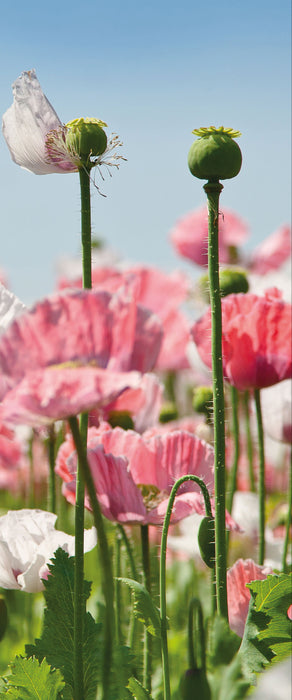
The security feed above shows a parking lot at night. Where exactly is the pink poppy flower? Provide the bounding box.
[0,289,162,426]
[227,558,273,637]
[170,206,249,267]
[250,225,291,275]
[90,373,163,433]
[57,423,216,525]
[57,423,239,528]
[58,264,191,371]
[191,291,292,391]
[2,70,122,177]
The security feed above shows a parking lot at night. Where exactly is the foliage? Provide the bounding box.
[0,656,68,700]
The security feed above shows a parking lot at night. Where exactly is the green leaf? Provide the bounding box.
[107,646,135,700]
[239,572,292,681]
[118,578,161,638]
[127,676,154,699]
[25,548,102,700]
[206,616,249,700]
[0,656,65,700]
[206,615,241,671]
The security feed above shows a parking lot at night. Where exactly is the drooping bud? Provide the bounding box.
[65,117,108,166]
[188,126,242,182]
[198,516,216,568]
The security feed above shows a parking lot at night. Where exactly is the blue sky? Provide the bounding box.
[0,0,290,303]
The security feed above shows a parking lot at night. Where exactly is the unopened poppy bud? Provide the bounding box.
[198,268,249,303]
[65,117,108,165]
[188,126,242,182]
[179,668,211,699]
[0,597,7,641]
[193,387,213,419]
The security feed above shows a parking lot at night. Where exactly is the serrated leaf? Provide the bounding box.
[127,676,154,699]
[239,572,292,681]
[206,615,241,671]
[118,578,161,638]
[25,548,102,700]
[0,656,65,700]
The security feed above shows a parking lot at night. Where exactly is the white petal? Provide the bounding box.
[2,69,64,175]
[0,283,26,335]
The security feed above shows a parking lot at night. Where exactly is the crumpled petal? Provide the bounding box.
[2,69,75,175]
[0,367,141,427]
[227,558,273,637]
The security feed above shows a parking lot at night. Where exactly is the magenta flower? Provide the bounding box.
[191,290,292,391]
[57,423,216,525]
[227,558,273,637]
[0,288,163,426]
[170,206,249,267]
[2,70,123,176]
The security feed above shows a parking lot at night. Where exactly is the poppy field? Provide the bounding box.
[0,70,291,699]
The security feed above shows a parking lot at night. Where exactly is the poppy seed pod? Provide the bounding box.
[65,117,108,165]
[188,126,242,181]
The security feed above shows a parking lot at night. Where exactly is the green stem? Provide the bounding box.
[188,598,206,671]
[254,389,265,565]
[160,475,212,700]
[115,529,122,645]
[69,416,115,700]
[141,525,152,694]
[227,386,240,516]
[73,167,92,700]
[243,391,256,492]
[282,449,292,573]
[47,424,56,514]
[116,525,139,651]
[204,180,228,619]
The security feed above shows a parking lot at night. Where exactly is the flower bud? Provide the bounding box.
[179,668,211,699]
[193,387,213,419]
[198,516,216,568]
[198,268,249,302]
[188,126,242,181]
[65,117,108,165]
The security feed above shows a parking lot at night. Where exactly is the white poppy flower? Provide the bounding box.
[0,283,26,335]
[2,70,124,177]
[0,509,97,592]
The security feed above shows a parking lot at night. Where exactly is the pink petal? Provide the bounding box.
[227,558,273,637]
[0,367,140,427]
[250,225,292,274]
[192,292,292,390]
[170,206,249,266]
[0,289,162,398]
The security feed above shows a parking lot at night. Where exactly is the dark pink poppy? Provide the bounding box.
[250,225,291,275]
[191,291,292,391]
[227,558,273,637]
[170,206,249,267]
[0,289,162,426]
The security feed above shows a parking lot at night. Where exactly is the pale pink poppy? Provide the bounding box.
[0,422,28,491]
[0,289,162,426]
[57,423,239,528]
[227,558,273,637]
[250,225,291,275]
[2,70,123,177]
[58,265,191,371]
[191,291,292,391]
[89,373,163,433]
[170,206,249,267]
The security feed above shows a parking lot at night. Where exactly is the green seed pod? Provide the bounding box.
[198,516,215,568]
[107,410,134,430]
[65,117,108,164]
[159,401,179,423]
[188,126,242,181]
